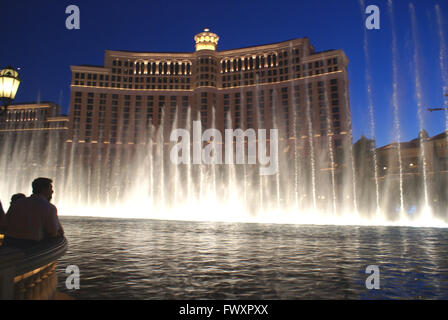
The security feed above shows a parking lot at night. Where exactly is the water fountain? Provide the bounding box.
[359,0,380,216]
[0,3,447,229]
[388,0,405,217]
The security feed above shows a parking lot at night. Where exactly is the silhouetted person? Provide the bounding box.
[4,178,64,248]
[10,193,26,206]
[1,195,26,234]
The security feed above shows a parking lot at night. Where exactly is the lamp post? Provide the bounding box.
[0,66,21,116]
[427,93,448,112]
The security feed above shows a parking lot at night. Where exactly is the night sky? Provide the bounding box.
[1,0,447,147]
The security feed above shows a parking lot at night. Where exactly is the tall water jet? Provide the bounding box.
[144,125,154,207]
[409,3,430,214]
[185,106,192,203]
[288,43,301,210]
[255,75,264,211]
[171,105,179,204]
[196,111,204,203]
[225,111,236,203]
[359,0,381,216]
[211,105,217,202]
[271,90,281,210]
[157,108,165,209]
[388,0,405,216]
[341,71,358,215]
[304,77,317,210]
[239,71,248,205]
[323,66,337,216]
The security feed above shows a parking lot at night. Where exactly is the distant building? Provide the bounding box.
[376,130,448,178]
[68,29,353,156]
[375,130,448,211]
[0,102,69,182]
[0,102,68,137]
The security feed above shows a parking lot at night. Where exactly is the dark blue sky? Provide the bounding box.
[1,0,447,147]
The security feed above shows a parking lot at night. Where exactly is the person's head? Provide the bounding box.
[32,177,54,201]
[10,193,26,205]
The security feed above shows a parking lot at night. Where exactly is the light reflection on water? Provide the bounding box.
[56,216,448,299]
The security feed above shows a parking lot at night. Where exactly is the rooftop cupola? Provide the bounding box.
[194,28,219,51]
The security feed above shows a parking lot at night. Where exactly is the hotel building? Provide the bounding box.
[0,102,69,182]
[68,29,352,156]
[0,102,68,137]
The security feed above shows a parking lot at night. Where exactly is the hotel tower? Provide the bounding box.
[68,29,352,159]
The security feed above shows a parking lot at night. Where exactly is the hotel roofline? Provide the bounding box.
[70,36,348,72]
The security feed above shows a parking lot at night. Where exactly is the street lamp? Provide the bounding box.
[427,93,448,112]
[0,66,21,116]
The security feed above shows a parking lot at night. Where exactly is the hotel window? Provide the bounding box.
[182,96,188,107]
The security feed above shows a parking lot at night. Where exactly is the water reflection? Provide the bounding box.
[57,217,448,299]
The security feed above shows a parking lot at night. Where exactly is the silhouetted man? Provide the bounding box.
[4,177,64,247]
[0,194,25,234]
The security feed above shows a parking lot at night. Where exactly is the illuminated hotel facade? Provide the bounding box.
[68,29,352,156]
[0,102,68,136]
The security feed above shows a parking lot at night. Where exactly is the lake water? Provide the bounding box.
[56,216,448,299]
